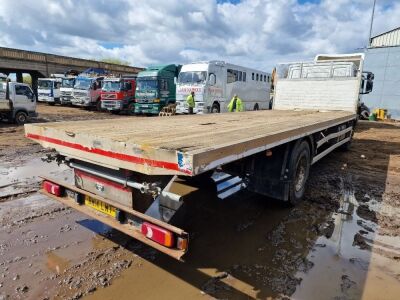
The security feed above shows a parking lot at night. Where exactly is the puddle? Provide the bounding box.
[0,157,70,198]
[46,251,71,274]
[293,177,400,299]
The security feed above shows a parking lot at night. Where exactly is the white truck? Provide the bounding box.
[25,53,373,260]
[0,74,37,125]
[175,61,271,114]
[60,76,76,105]
[37,77,62,105]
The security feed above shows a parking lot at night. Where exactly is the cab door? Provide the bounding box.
[14,84,36,112]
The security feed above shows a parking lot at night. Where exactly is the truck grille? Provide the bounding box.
[73,92,87,97]
[102,94,117,99]
[61,91,72,96]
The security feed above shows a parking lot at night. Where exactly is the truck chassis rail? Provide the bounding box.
[40,176,188,260]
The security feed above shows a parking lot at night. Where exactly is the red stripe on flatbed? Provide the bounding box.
[26,133,191,175]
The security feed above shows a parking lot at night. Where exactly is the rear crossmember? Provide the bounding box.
[40,176,189,260]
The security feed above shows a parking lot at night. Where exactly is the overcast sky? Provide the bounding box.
[0,0,398,71]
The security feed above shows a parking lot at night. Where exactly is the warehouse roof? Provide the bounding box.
[371,27,400,48]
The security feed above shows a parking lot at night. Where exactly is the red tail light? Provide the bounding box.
[43,181,64,197]
[141,222,175,248]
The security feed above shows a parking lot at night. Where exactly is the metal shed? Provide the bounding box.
[362,28,400,120]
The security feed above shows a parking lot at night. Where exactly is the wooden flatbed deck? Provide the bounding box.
[25,110,355,176]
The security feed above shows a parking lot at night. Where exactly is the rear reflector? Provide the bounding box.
[43,181,64,197]
[141,222,175,248]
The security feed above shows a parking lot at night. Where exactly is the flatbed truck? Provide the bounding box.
[24,54,373,260]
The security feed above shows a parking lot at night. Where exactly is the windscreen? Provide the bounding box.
[102,81,122,92]
[136,79,158,91]
[178,71,207,84]
[38,80,52,89]
[74,77,92,89]
[62,78,75,88]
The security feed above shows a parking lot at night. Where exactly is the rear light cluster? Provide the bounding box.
[43,181,64,197]
[142,222,174,247]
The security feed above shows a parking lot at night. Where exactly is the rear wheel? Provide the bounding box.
[211,103,220,113]
[254,103,259,111]
[15,111,28,125]
[288,140,311,205]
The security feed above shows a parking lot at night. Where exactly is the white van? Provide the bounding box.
[175,61,271,114]
[37,78,62,105]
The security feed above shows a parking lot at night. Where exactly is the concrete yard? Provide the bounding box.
[1,104,400,299]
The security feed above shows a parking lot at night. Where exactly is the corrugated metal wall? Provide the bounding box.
[362,46,400,120]
[371,28,400,47]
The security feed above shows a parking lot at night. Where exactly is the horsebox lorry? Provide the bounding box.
[175,61,271,114]
[25,53,373,260]
[0,74,37,125]
[134,64,181,115]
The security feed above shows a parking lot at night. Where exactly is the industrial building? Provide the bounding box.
[362,27,400,120]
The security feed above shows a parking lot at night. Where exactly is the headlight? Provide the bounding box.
[153,98,160,103]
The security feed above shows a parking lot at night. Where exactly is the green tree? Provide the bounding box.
[99,58,130,66]
[23,74,32,86]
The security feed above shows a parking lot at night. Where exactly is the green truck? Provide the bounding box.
[135,64,181,114]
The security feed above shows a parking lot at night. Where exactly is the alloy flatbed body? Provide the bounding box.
[25,110,354,176]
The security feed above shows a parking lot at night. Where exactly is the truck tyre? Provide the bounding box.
[48,102,55,106]
[128,103,135,115]
[15,111,28,125]
[111,110,120,115]
[288,140,310,205]
[254,103,259,111]
[211,103,220,113]
[96,100,102,112]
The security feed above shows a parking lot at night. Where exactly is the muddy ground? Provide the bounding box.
[0,104,399,300]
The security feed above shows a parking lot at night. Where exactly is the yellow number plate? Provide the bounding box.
[85,196,116,218]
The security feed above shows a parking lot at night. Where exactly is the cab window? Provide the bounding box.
[15,85,33,97]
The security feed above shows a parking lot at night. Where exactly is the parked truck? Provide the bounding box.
[100,76,136,114]
[25,53,373,260]
[0,74,37,125]
[37,77,62,105]
[175,61,271,114]
[60,76,76,105]
[71,75,104,110]
[135,64,181,115]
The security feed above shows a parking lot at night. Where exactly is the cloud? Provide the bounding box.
[0,0,398,71]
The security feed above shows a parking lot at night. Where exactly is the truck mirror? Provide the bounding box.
[360,72,374,94]
[174,77,177,85]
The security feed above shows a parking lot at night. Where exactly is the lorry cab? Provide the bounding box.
[175,61,270,114]
[60,76,76,105]
[0,74,37,124]
[37,78,62,105]
[101,77,136,114]
[71,76,104,110]
[135,64,181,115]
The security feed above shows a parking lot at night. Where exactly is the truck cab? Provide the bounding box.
[135,64,181,115]
[0,74,37,125]
[60,76,76,105]
[71,75,104,110]
[37,78,62,105]
[100,77,136,114]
